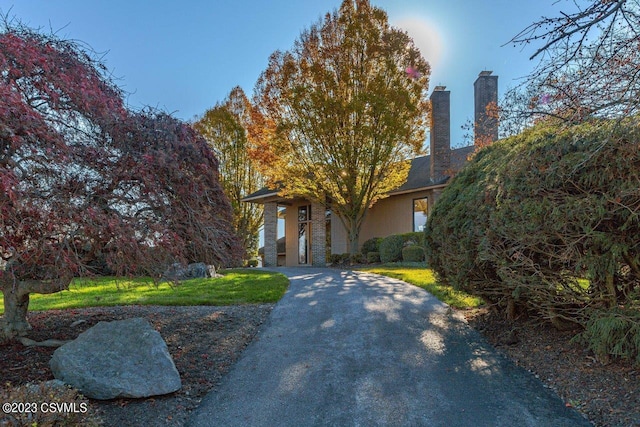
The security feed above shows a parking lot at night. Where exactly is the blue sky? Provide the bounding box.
[1,0,568,146]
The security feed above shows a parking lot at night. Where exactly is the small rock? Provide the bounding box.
[19,337,69,347]
[162,262,212,281]
[70,319,87,328]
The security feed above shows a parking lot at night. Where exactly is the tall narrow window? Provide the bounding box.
[413,198,428,232]
[277,206,286,255]
[325,209,332,263]
[298,205,311,264]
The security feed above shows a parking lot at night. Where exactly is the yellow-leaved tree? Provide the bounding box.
[254,0,430,254]
[193,87,265,260]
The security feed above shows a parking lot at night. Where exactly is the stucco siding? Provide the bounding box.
[358,190,434,248]
[330,216,349,255]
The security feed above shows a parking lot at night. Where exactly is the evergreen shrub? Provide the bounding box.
[379,234,406,263]
[576,309,640,365]
[329,254,343,265]
[400,232,424,247]
[367,251,381,263]
[361,237,383,256]
[402,245,425,262]
[426,116,640,336]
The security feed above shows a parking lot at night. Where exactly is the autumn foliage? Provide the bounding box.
[254,0,430,254]
[0,24,241,340]
[193,87,265,259]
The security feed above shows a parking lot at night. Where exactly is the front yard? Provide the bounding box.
[0,269,289,313]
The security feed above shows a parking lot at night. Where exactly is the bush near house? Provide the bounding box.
[402,245,425,263]
[426,116,640,364]
[367,252,381,263]
[401,232,425,247]
[329,253,353,265]
[361,237,383,256]
[379,232,425,264]
[379,235,406,263]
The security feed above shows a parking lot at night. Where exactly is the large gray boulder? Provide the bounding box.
[50,318,181,400]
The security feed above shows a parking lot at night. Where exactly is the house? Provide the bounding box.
[244,71,498,267]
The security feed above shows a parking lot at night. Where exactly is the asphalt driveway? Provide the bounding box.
[187,268,591,427]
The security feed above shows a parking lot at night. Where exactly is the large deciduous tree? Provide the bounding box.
[0,24,242,341]
[504,0,640,127]
[254,0,430,254]
[193,87,264,260]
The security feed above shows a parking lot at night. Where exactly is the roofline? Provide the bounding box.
[388,182,448,196]
[244,180,451,202]
[241,191,281,203]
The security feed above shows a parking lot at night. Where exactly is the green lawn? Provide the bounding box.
[0,269,289,314]
[360,265,484,309]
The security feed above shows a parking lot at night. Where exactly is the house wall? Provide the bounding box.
[324,189,434,254]
[289,188,445,260]
[330,215,349,255]
[358,190,433,246]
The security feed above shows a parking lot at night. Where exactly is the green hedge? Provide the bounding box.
[426,116,640,355]
[361,237,383,256]
[379,232,425,264]
[379,234,405,263]
[402,245,425,262]
[367,251,381,263]
[576,308,640,365]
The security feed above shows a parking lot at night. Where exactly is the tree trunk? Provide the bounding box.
[347,221,360,257]
[336,211,365,258]
[1,274,72,341]
[605,271,617,308]
[1,284,32,341]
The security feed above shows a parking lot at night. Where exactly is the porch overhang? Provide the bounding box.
[241,188,282,204]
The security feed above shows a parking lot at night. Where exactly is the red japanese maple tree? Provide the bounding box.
[0,25,242,341]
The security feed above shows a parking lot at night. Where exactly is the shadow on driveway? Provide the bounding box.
[187,268,591,427]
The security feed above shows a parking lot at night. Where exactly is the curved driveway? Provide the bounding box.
[187,268,591,427]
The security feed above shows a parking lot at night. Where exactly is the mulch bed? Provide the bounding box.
[466,309,640,427]
[0,305,274,426]
[1,304,639,426]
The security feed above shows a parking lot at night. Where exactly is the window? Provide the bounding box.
[277,206,286,254]
[413,198,428,232]
[325,208,332,262]
[298,205,311,264]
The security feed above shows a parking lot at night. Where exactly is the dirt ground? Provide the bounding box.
[465,308,639,427]
[0,305,274,426]
[1,304,639,426]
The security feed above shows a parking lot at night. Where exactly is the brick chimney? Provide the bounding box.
[474,71,499,145]
[430,86,450,181]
